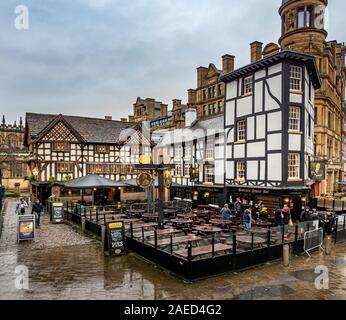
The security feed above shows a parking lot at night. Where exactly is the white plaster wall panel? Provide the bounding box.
[267,133,282,151]
[226,81,237,100]
[290,93,303,104]
[267,111,282,132]
[247,160,258,180]
[267,154,282,181]
[247,141,265,158]
[289,134,301,151]
[256,115,266,139]
[215,145,224,159]
[247,116,255,140]
[260,160,265,180]
[226,161,234,180]
[268,63,282,75]
[237,96,253,117]
[227,128,234,143]
[226,145,233,159]
[199,165,203,182]
[255,70,266,80]
[254,81,263,113]
[215,160,224,184]
[226,100,235,126]
[264,75,282,111]
[234,144,245,158]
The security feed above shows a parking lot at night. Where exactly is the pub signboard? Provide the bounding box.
[52,202,64,224]
[311,161,326,181]
[105,220,127,256]
[18,215,35,243]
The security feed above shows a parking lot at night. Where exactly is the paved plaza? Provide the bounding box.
[1,200,346,300]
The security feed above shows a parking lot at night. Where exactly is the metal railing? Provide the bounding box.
[304,228,324,257]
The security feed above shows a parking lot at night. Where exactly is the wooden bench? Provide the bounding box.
[174,243,232,259]
[147,235,202,247]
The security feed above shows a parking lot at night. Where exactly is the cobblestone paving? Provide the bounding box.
[1,200,346,300]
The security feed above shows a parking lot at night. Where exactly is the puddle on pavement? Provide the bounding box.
[232,284,296,300]
[289,269,317,282]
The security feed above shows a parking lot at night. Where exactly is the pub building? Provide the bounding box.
[24,113,151,204]
[154,108,226,206]
[221,50,321,217]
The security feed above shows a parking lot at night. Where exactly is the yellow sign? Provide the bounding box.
[163,170,172,189]
[109,222,123,229]
[53,203,63,207]
[139,155,151,165]
[136,172,154,189]
[163,155,171,165]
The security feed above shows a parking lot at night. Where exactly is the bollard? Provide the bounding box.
[325,236,332,255]
[283,244,290,267]
[101,225,106,248]
[81,216,86,233]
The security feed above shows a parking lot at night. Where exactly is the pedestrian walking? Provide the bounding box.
[32,199,44,227]
[220,204,232,220]
[17,198,28,215]
[234,198,243,217]
[243,207,254,230]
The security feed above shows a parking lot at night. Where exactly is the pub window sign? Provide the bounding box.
[310,161,325,181]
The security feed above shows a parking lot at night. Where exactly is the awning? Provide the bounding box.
[122,177,181,188]
[336,182,346,185]
[61,174,129,189]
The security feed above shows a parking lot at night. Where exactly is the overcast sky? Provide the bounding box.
[0,0,345,124]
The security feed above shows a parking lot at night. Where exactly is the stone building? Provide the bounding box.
[0,116,30,195]
[187,54,235,120]
[129,97,168,123]
[278,0,346,196]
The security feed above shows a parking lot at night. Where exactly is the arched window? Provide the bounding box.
[6,134,19,149]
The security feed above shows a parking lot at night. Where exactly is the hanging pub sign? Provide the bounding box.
[163,170,172,189]
[136,172,154,189]
[18,215,35,243]
[311,161,325,181]
[105,221,127,256]
[52,202,65,224]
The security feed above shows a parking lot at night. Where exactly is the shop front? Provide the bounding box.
[226,186,311,221]
[171,185,225,208]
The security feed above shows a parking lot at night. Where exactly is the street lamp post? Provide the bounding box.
[0,167,3,212]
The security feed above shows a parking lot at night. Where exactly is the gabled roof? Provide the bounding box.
[25,113,148,145]
[221,50,321,89]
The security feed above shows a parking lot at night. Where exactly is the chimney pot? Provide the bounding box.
[105,116,112,121]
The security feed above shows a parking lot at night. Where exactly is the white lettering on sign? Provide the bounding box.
[14,5,29,30]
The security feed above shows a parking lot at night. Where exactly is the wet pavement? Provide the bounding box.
[1,200,346,300]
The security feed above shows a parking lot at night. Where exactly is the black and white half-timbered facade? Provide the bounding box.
[155,110,225,205]
[221,51,321,213]
[24,113,151,202]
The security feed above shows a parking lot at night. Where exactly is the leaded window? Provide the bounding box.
[288,153,300,179]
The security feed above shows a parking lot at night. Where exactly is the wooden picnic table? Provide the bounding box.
[164,209,179,215]
[194,226,223,234]
[128,209,146,216]
[252,221,275,228]
[171,219,194,228]
[125,222,158,230]
[177,213,197,219]
[209,219,233,226]
[248,227,269,235]
[174,243,232,259]
[236,235,267,246]
[142,213,159,221]
[132,228,182,238]
[147,235,202,247]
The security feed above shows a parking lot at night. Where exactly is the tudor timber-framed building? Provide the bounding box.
[221,51,321,216]
[24,113,151,202]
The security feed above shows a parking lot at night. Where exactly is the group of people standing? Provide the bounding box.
[16,197,44,227]
[220,198,293,231]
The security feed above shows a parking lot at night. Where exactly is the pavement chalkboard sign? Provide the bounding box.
[18,215,35,243]
[52,202,64,224]
[105,221,127,256]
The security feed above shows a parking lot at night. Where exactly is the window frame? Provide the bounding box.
[289,65,303,92]
[288,106,301,132]
[236,119,247,141]
[242,76,253,95]
[52,142,71,153]
[288,153,300,179]
[204,165,214,183]
[236,161,246,181]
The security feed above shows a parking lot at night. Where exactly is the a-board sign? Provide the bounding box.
[18,215,35,242]
[106,221,127,256]
[52,202,64,224]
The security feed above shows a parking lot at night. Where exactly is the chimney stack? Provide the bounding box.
[250,41,263,63]
[185,108,197,128]
[105,116,112,121]
[120,118,127,122]
[187,89,197,108]
[222,54,235,74]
